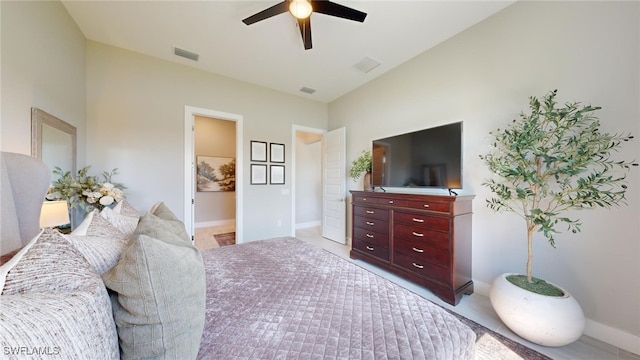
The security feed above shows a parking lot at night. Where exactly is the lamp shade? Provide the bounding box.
[289,0,313,19]
[40,201,70,228]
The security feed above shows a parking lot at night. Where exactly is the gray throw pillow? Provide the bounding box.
[102,232,206,360]
[133,212,190,245]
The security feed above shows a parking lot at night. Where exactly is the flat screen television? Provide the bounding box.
[371,121,462,190]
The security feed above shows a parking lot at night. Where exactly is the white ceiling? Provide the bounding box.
[61,0,515,103]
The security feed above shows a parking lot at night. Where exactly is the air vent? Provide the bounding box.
[299,87,316,94]
[174,47,199,61]
[353,56,380,74]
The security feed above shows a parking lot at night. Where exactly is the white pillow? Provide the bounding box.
[71,209,96,236]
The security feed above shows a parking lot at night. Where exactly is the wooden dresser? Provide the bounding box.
[350,191,474,305]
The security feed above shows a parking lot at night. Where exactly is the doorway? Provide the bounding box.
[293,127,323,235]
[291,125,346,245]
[193,116,236,250]
[184,106,243,245]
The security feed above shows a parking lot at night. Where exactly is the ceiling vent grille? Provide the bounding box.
[174,47,199,61]
[299,87,316,94]
[353,57,380,74]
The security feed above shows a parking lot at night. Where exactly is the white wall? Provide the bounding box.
[329,0,640,348]
[85,41,328,242]
[194,116,235,226]
[0,0,86,165]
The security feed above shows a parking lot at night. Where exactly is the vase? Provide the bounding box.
[363,171,373,191]
[489,273,585,347]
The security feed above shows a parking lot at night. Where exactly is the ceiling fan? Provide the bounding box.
[242,0,367,50]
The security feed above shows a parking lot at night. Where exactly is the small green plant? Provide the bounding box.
[349,150,372,181]
[480,89,637,293]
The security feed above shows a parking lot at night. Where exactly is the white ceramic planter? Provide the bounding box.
[489,273,585,347]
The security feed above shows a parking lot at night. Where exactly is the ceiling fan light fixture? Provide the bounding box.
[289,0,313,19]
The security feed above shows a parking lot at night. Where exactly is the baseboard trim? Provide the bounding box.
[473,280,639,355]
[295,220,321,229]
[195,219,234,228]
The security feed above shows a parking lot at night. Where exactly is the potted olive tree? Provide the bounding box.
[480,90,637,346]
[349,150,373,191]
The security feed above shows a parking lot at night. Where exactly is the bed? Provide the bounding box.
[0,151,475,359]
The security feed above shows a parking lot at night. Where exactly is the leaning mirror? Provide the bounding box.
[31,108,77,175]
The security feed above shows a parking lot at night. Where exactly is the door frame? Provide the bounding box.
[184,106,243,243]
[290,125,326,237]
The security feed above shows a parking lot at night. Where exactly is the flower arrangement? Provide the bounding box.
[46,166,126,212]
[349,150,372,181]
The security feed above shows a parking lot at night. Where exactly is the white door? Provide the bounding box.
[322,127,346,244]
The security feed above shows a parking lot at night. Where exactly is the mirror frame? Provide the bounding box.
[31,107,77,174]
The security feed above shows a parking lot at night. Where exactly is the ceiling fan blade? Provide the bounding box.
[242,1,289,25]
[297,18,313,50]
[312,0,367,22]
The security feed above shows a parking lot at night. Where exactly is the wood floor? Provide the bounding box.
[295,226,639,360]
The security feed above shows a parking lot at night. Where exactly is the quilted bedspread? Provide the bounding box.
[197,237,475,360]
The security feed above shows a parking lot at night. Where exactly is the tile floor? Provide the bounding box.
[294,226,639,360]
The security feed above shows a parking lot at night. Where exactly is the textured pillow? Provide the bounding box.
[0,229,119,359]
[71,209,96,236]
[73,210,127,239]
[65,235,128,275]
[134,212,190,244]
[151,202,180,222]
[114,200,141,218]
[102,232,206,360]
[100,207,139,237]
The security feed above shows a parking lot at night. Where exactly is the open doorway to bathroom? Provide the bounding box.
[193,116,236,251]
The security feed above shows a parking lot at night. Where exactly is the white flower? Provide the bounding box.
[92,191,103,198]
[99,195,115,206]
[102,182,115,190]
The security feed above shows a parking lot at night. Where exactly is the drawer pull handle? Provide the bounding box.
[412,262,424,269]
[363,198,367,201]
[412,218,424,223]
[412,231,424,237]
[366,233,374,238]
[388,200,394,204]
[366,246,375,251]
[366,221,375,226]
[366,210,374,214]
[412,247,424,253]
[424,204,430,208]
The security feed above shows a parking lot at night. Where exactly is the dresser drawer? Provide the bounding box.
[353,216,389,234]
[394,212,450,232]
[376,198,408,207]
[353,238,389,261]
[408,200,450,213]
[353,227,389,247]
[394,237,450,267]
[394,224,450,250]
[394,251,450,285]
[354,206,389,221]
[353,195,377,204]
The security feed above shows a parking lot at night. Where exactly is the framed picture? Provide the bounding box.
[270,165,285,185]
[250,164,267,185]
[250,141,267,162]
[196,156,236,192]
[270,143,285,163]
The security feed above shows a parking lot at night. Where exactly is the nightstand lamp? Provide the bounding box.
[40,200,70,231]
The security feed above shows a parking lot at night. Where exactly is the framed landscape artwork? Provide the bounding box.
[197,156,236,192]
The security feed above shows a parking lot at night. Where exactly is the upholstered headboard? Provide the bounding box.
[1,152,51,255]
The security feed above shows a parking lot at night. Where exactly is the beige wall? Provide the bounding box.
[85,41,328,242]
[195,116,236,225]
[1,0,86,166]
[329,0,639,348]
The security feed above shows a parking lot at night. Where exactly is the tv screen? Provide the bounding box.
[372,122,462,189]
